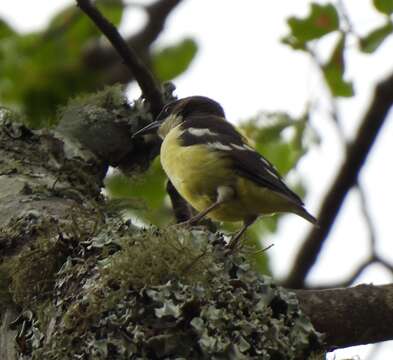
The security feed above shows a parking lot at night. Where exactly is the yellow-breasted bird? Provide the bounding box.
[133,96,317,248]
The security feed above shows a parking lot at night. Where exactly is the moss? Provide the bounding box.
[35,300,55,332]
[29,224,322,359]
[1,212,323,359]
[0,213,69,309]
[56,85,151,166]
[0,261,13,311]
[101,227,216,290]
[8,235,67,308]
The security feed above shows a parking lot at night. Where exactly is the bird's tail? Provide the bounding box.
[293,206,318,226]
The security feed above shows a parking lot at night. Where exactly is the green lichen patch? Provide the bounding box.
[0,261,13,310]
[56,85,153,167]
[8,236,67,308]
[101,227,216,290]
[0,214,69,310]
[27,224,322,359]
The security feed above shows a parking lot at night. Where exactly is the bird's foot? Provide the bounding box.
[173,218,198,228]
[227,233,243,251]
[172,217,216,234]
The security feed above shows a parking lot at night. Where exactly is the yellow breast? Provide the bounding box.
[160,126,297,223]
[160,126,232,209]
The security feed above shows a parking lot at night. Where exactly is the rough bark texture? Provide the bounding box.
[296,284,393,350]
[0,310,17,360]
[0,111,107,359]
[0,99,393,358]
[0,112,321,359]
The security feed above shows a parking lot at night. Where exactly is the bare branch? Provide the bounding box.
[357,184,377,252]
[309,258,376,290]
[295,284,393,349]
[290,50,380,290]
[76,0,163,116]
[76,0,192,223]
[375,255,393,275]
[284,70,393,288]
[83,0,184,85]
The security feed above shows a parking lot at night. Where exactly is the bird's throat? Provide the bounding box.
[158,114,183,139]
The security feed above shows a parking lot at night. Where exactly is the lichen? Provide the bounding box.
[0,214,68,310]
[21,223,323,359]
[55,83,177,173]
[55,85,153,167]
[101,227,217,289]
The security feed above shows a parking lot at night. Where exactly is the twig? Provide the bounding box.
[284,70,393,288]
[316,46,379,284]
[76,0,191,222]
[357,183,377,252]
[309,257,376,289]
[76,0,163,117]
[327,91,378,256]
[316,62,379,287]
[336,257,376,287]
[375,255,393,275]
[337,0,359,38]
[83,0,183,85]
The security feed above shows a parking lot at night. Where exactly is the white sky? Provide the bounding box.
[1,0,393,359]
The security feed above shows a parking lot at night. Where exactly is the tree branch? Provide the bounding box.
[284,71,393,288]
[83,0,183,86]
[295,284,393,349]
[76,0,192,223]
[76,0,164,117]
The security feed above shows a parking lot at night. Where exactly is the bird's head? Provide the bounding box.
[133,96,225,139]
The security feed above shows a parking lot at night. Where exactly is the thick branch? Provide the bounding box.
[296,284,393,349]
[76,0,164,116]
[285,71,393,288]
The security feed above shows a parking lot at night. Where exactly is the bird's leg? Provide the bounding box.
[186,201,221,226]
[227,215,257,250]
[184,186,235,226]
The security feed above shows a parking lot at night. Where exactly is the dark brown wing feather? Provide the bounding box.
[180,115,304,206]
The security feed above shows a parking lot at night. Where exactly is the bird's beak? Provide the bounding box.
[132,120,161,138]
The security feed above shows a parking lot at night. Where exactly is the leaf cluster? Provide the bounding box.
[0,1,198,128]
[282,1,393,97]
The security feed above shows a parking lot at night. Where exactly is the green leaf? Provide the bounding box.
[359,22,393,53]
[0,18,16,40]
[49,0,124,38]
[373,0,393,14]
[283,3,339,49]
[97,0,124,26]
[152,38,198,82]
[322,34,354,97]
[240,112,308,175]
[105,158,171,226]
[236,112,315,273]
[0,0,126,127]
[106,158,166,210]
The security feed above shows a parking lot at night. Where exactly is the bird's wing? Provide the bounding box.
[180,115,304,205]
[228,146,304,205]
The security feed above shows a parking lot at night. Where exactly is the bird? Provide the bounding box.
[133,96,317,248]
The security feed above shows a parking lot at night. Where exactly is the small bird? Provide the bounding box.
[133,96,317,248]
